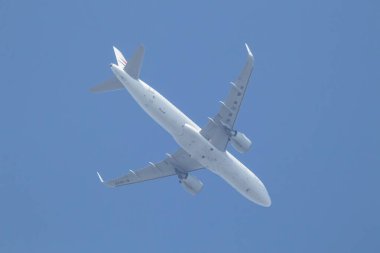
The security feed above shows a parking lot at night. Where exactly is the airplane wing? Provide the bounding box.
[200,44,254,151]
[97,148,203,187]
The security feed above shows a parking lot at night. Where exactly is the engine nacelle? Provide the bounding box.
[230,131,252,153]
[180,174,204,195]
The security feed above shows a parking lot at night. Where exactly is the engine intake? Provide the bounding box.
[230,131,252,153]
[179,174,204,195]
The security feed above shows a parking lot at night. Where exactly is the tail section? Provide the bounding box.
[124,45,144,80]
[90,45,145,92]
[113,46,127,67]
[90,77,124,93]
[113,45,145,80]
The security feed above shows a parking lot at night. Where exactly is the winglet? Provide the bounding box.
[245,43,253,57]
[97,171,104,183]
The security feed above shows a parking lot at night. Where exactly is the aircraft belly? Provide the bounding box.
[211,153,271,207]
[173,124,271,206]
[144,95,195,137]
[117,75,197,138]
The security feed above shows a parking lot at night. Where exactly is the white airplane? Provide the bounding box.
[92,44,271,207]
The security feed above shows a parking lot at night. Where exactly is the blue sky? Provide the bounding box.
[0,0,379,252]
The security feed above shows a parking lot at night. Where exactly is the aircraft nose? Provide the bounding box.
[252,180,272,207]
[254,189,271,207]
[259,191,272,207]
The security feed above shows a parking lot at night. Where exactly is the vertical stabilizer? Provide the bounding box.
[113,46,127,67]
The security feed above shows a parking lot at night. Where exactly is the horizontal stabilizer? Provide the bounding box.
[90,77,124,93]
[125,45,144,80]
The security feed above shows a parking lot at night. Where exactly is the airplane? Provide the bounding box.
[92,44,271,207]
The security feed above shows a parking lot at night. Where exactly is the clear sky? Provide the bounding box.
[0,0,379,252]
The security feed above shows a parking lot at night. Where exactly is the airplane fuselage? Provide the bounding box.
[111,64,271,206]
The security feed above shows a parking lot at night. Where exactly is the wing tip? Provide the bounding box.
[97,171,104,183]
[97,171,116,188]
[244,43,254,59]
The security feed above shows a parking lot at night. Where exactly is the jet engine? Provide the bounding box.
[179,174,204,195]
[230,131,252,153]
